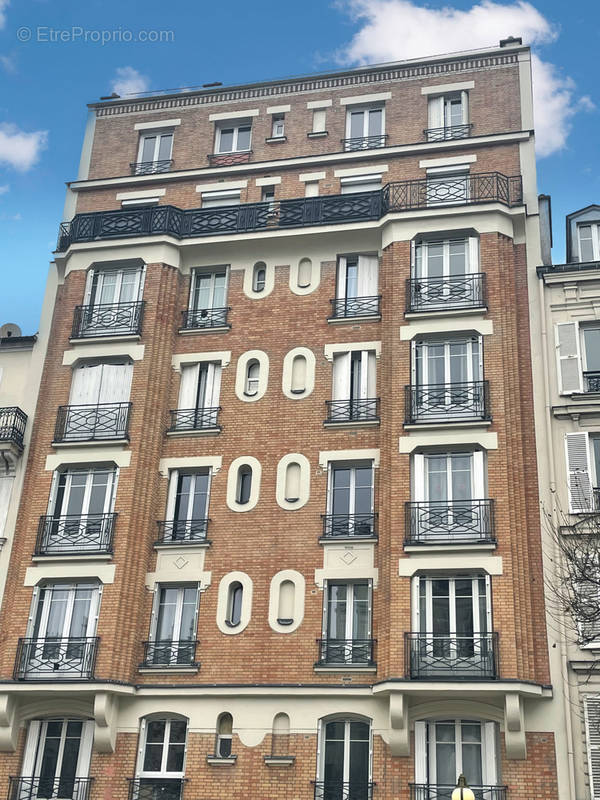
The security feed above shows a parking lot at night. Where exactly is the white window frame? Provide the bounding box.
[413,451,485,504]
[578,222,600,262]
[84,265,145,308]
[137,131,174,164]
[48,466,118,519]
[412,336,483,386]
[166,469,212,526]
[414,719,497,786]
[323,581,372,646]
[216,714,233,758]
[21,719,94,781]
[414,237,479,279]
[189,267,229,312]
[412,574,492,636]
[317,717,373,787]
[150,584,200,644]
[565,432,596,513]
[345,105,385,142]
[327,461,374,517]
[215,121,252,154]
[137,717,188,779]
[271,114,285,138]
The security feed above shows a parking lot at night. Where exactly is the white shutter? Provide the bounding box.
[472,451,485,499]
[483,722,498,784]
[411,240,418,278]
[585,696,600,799]
[565,432,593,513]
[367,352,377,397]
[357,255,379,297]
[166,470,179,519]
[99,362,133,403]
[461,91,469,124]
[468,237,479,273]
[555,322,583,394]
[206,363,222,407]
[332,352,351,401]
[337,257,347,298]
[77,721,95,776]
[414,721,427,782]
[70,364,102,405]
[0,475,14,538]
[428,96,444,130]
[413,453,425,501]
[21,721,41,776]
[179,364,200,409]
[359,351,370,400]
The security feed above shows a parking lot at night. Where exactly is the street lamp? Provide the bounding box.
[451,774,476,800]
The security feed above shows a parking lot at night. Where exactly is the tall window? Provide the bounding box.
[323,582,371,664]
[327,462,374,538]
[427,92,469,139]
[578,223,600,262]
[244,360,260,396]
[226,583,243,627]
[79,265,144,337]
[215,121,252,153]
[414,452,485,506]
[414,719,498,789]
[50,466,117,522]
[345,106,384,149]
[335,255,379,317]
[137,718,187,797]
[85,265,144,309]
[271,114,285,138]
[149,586,199,665]
[318,718,371,798]
[176,362,222,428]
[165,470,211,540]
[188,268,228,325]
[69,361,133,407]
[415,238,477,281]
[555,321,600,394]
[332,351,377,404]
[137,131,173,169]
[216,713,233,758]
[565,432,600,513]
[414,337,482,386]
[20,719,94,798]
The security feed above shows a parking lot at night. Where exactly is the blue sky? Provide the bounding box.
[0,0,597,332]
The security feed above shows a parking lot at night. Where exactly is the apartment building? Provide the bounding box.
[0,40,562,799]
[535,201,600,799]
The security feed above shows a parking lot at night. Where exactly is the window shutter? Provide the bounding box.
[411,240,418,277]
[366,352,377,397]
[0,475,14,538]
[413,453,425,501]
[413,721,427,782]
[99,362,133,404]
[206,363,222,408]
[179,364,200,409]
[468,237,479,273]
[428,96,444,130]
[357,255,379,297]
[555,322,583,394]
[332,352,351,401]
[576,579,600,643]
[483,722,498,784]
[359,351,370,400]
[472,451,485,499]
[565,432,593,513]
[336,257,347,299]
[166,470,179,519]
[585,696,600,798]
[70,364,102,405]
[461,91,469,124]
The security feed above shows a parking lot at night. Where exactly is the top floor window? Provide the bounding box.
[135,131,173,174]
[555,321,600,394]
[215,121,252,154]
[578,223,600,262]
[344,106,385,150]
[271,114,285,138]
[427,92,470,140]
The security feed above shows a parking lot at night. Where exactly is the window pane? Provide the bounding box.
[156,588,178,640]
[328,584,347,639]
[69,588,93,638]
[584,327,600,371]
[367,108,382,137]
[350,110,365,139]
[157,134,173,161]
[64,472,87,516]
[449,240,467,275]
[426,243,444,278]
[332,468,351,514]
[88,471,112,515]
[165,743,185,772]
[451,455,472,500]
[579,226,594,261]
[218,128,234,152]
[141,136,156,163]
[236,126,251,151]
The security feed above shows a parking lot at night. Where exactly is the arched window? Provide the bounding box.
[139,717,188,778]
[226,582,243,627]
[319,717,371,793]
[271,713,290,757]
[290,355,307,395]
[236,465,252,505]
[216,713,233,758]
[284,462,301,503]
[297,258,312,288]
[244,360,260,396]
[253,262,266,293]
[277,580,295,625]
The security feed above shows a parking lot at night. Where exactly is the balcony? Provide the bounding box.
[321,514,377,540]
[14,637,99,680]
[409,784,507,800]
[315,639,375,667]
[405,632,499,680]
[141,639,199,669]
[54,403,132,443]
[168,407,221,434]
[56,174,522,251]
[424,123,473,141]
[207,150,252,167]
[405,381,490,424]
[406,274,487,313]
[71,301,145,339]
[0,406,27,451]
[405,500,495,546]
[128,778,186,800]
[313,781,375,800]
[130,159,173,175]
[325,398,380,425]
[35,513,116,556]
[342,134,388,151]
[180,307,230,331]
[584,371,600,392]
[8,777,93,800]
[155,519,210,546]
[329,296,381,321]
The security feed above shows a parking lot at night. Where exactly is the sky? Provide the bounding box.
[0,0,598,333]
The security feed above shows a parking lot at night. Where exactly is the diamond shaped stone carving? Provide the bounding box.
[341,551,357,565]
[174,556,189,570]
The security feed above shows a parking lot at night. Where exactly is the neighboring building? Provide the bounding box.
[0,40,562,799]
[536,201,600,799]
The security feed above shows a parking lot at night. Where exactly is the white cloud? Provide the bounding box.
[111,67,149,97]
[0,184,9,195]
[0,0,9,29]
[0,54,16,73]
[335,0,592,157]
[0,123,48,171]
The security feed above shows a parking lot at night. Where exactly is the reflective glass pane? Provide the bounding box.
[449,240,467,276]
[141,136,156,163]
[218,128,234,153]
[350,111,365,139]
[584,327,600,372]
[332,468,351,515]
[158,134,173,161]
[236,126,251,151]
[367,108,382,136]
[426,242,444,278]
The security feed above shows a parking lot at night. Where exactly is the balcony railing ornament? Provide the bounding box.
[72,301,145,339]
[54,403,132,443]
[321,514,378,539]
[325,398,380,423]
[316,638,375,666]
[36,513,116,555]
[406,274,486,313]
[405,381,490,424]
[405,632,499,680]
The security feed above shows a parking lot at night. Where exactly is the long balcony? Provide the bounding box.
[409,784,507,800]
[155,519,210,545]
[405,500,495,546]
[14,637,99,681]
[54,403,131,443]
[128,778,186,800]
[342,134,388,151]
[313,781,375,800]
[316,639,375,667]
[329,295,381,320]
[0,407,27,451]
[35,513,116,556]
[321,514,378,540]
[424,123,473,141]
[141,639,199,669]
[325,398,380,425]
[71,301,145,339]
[130,159,173,175]
[405,632,499,680]
[405,381,490,424]
[406,273,487,313]
[180,307,230,331]
[56,173,523,251]
[8,777,93,800]
[168,407,221,433]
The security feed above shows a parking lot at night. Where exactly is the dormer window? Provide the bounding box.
[578,223,600,262]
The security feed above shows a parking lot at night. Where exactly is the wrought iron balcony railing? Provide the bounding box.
[207,150,252,167]
[405,500,495,545]
[316,639,375,667]
[0,406,27,450]
[342,134,388,151]
[329,295,381,320]
[180,306,230,330]
[168,407,221,433]
[313,780,375,800]
[71,301,145,339]
[141,639,199,668]
[128,778,186,800]
[321,514,378,539]
[405,632,499,680]
[405,381,490,424]
[8,776,93,800]
[409,784,507,800]
[57,174,522,251]
[130,159,173,175]
[14,637,99,680]
[35,513,116,555]
[424,123,473,141]
[584,371,600,392]
[406,273,487,313]
[155,519,210,545]
[325,398,380,424]
[54,402,132,442]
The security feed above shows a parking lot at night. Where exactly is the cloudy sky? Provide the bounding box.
[0,0,597,331]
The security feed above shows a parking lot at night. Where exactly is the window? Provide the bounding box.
[412,237,481,311]
[137,131,173,170]
[244,360,260,396]
[584,696,600,797]
[226,583,243,627]
[290,355,308,394]
[340,175,382,194]
[69,361,133,407]
[565,432,600,513]
[216,713,233,757]
[414,336,482,385]
[312,109,327,133]
[165,470,211,540]
[271,114,285,138]
[555,321,600,394]
[188,268,228,326]
[335,255,379,318]
[427,92,469,139]
[296,258,312,289]
[323,582,371,663]
[426,166,470,206]
[138,717,187,794]
[332,350,377,418]
[327,462,375,537]
[176,362,221,429]
[236,465,252,504]
[284,462,301,502]
[83,266,144,337]
[253,262,267,292]
[216,121,251,153]
[345,106,384,149]
[201,190,241,208]
[85,265,143,308]
[317,718,371,796]
[414,719,498,788]
[304,181,319,197]
[578,223,600,262]
[20,719,94,797]
[149,586,199,666]
[277,580,295,624]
